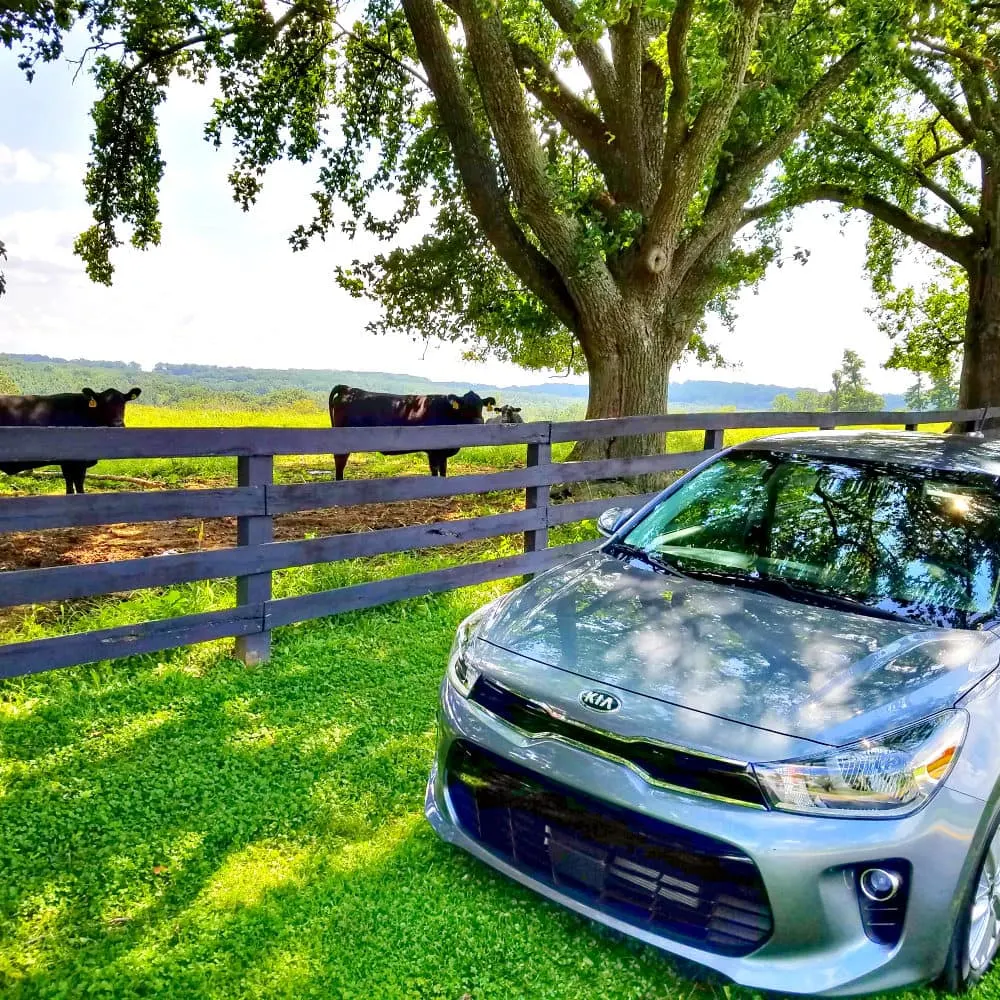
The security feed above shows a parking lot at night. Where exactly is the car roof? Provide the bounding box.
[732,429,1000,477]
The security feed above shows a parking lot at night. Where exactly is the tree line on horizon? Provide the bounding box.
[0,352,911,416]
[1,0,991,452]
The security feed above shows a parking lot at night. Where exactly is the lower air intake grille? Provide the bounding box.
[446,741,773,957]
[856,863,910,947]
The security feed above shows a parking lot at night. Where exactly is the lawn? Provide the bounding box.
[1,579,719,1000]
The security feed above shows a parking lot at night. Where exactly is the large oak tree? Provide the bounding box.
[5,0,904,452]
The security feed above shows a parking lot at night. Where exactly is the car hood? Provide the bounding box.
[480,551,1000,746]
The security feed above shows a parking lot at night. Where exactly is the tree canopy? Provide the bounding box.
[3,0,912,451]
[772,0,1000,410]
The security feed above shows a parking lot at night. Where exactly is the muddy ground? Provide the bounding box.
[0,494,513,572]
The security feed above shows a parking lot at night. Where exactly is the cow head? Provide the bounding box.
[447,391,495,423]
[82,387,142,427]
[498,405,523,423]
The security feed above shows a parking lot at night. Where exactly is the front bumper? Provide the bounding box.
[426,678,989,996]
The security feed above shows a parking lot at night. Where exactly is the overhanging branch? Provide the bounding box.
[829,123,983,233]
[673,43,867,283]
[741,184,976,266]
[400,0,579,330]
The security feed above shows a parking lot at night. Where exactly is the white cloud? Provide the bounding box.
[0,145,80,186]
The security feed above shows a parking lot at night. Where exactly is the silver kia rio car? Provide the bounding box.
[426,431,1000,996]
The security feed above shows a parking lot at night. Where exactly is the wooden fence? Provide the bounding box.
[0,406,992,678]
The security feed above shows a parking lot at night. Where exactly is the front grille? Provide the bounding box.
[446,741,773,957]
[469,676,767,807]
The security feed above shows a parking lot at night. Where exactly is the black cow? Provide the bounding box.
[487,404,523,424]
[0,387,141,494]
[328,385,496,479]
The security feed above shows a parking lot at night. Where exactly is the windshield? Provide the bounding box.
[620,452,1000,628]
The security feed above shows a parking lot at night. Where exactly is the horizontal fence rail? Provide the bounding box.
[0,405,993,677]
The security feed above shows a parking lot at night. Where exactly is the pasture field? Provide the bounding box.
[0,407,963,1000]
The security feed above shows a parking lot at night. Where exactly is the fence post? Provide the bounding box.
[235,454,274,666]
[703,428,724,451]
[524,437,551,557]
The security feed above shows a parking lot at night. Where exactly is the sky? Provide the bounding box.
[0,43,920,393]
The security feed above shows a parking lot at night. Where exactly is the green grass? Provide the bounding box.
[0,403,949,493]
[0,577,716,1000]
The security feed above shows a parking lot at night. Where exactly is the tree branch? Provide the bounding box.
[400,0,579,330]
[901,58,977,143]
[609,2,644,202]
[538,0,619,126]
[673,43,867,283]
[663,0,694,157]
[924,140,970,167]
[741,184,976,266]
[911,34,994,72]
[646,0,764,263]
[638,47,667,208]
[829,123,984,233]
[456,0,581,270]
[509,40,623,194]
[333,20,429,88]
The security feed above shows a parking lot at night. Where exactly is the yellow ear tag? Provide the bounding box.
[451,399,461,410]
[88,398,97,408]
[662,589,673,603]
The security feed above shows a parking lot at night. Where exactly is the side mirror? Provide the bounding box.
[597,506,634,537]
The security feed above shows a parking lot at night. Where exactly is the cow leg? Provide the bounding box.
[334,453,350,481]
[62,463,86,494]
[427,451,442,476]
[439,455,448,477]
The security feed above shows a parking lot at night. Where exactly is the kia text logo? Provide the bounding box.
[579,690,621,713]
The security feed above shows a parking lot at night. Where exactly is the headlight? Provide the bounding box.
[446,600,501,696]
[753,710,968,817]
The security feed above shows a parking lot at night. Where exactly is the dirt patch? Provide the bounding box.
[0,494,519,572]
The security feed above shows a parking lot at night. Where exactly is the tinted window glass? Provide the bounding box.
[623,453,1000,627]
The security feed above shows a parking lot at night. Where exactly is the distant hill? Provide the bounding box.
[0,354,906,414]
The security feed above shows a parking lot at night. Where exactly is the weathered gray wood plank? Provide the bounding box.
[268,466,548,513]
[0,508,546,607]
[0,421,549,461]
[267,539,597,628]
[524,442,550,555]
[235,456,274,665]
[549,452,700,483]
[0,487,262,533]
[0,604,264,678]
[550,409,992,442]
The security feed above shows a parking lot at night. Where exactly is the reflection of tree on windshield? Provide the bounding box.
[623,454,1000,629]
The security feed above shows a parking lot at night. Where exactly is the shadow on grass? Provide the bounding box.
[0,586,733,1000]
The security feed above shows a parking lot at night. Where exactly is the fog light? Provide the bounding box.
[860,867,902,902]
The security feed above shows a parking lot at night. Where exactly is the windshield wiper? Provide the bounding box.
[605,540,688,578]
[736,573,913,624]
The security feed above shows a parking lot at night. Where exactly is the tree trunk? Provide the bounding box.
[958,164,1000,428]
[568,305,688,461]
[958,254,1000,417]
